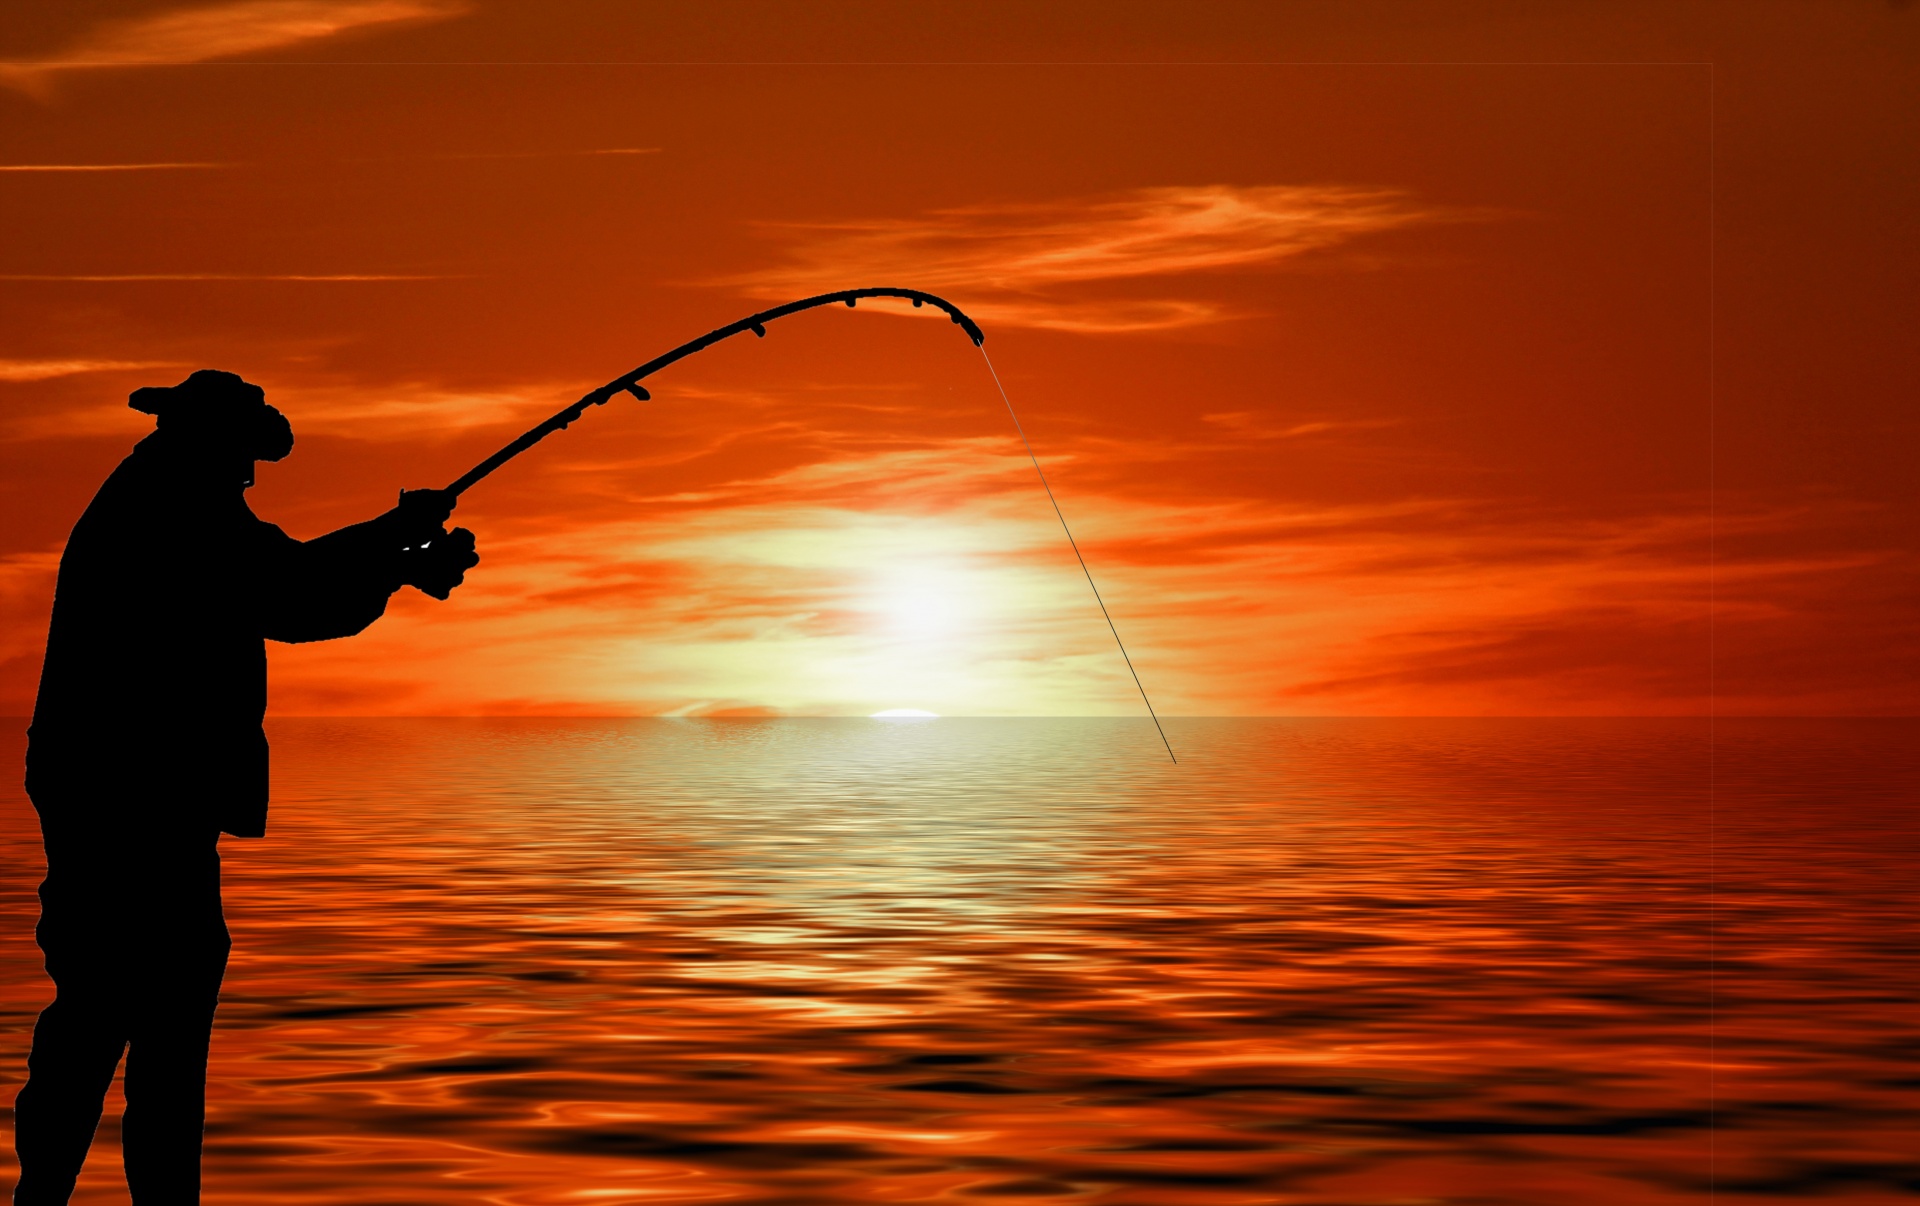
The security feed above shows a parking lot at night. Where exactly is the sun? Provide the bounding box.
[871,562,975,641]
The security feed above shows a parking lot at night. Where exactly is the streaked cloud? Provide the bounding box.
[0,0,467,98]
[0,162,225,171]
[0,150,656,171]
[0,377,576,442]
[1200,412,1402,441]
[723,185,1434,333]
[966,298,1227,335]
[0,273,458,281]
[430,148,661,161]
[741,186,1426,290]
[276,382,577,436]
[0,358,183,382]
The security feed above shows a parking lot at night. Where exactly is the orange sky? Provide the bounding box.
[1,1,1915,717]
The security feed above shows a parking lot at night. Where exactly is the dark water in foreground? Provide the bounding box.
[1,717,1915,1205]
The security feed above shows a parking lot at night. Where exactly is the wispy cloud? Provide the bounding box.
[0,358,183,382]
[0,0,467,98]
[0,273,458,281]
[0,162,225,171]
[0,375,574,442]
[1200,412,1402,441]
[722,185,1435,333]
[0,150,657,171]
[431,148,661,161]
[275,382,572,436]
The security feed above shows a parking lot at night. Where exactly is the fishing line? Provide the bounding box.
[436,287,1175,761]
[978,348,1177,764]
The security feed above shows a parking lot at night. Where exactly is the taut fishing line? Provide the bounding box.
[978,347,1177,764]
[439,287,1175,762]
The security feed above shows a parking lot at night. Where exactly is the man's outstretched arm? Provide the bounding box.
[258,489,480,643]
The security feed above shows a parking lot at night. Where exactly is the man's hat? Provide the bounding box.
[129,369,293,461]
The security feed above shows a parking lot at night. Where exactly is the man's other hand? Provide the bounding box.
[401,527,479,600]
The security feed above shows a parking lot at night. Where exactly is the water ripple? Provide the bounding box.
[2,717,1915,1204]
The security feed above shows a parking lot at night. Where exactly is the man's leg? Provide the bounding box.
[120,943,227,1206]
[120,840,230,1206]
[14,840,132,1206]
[11,993,128,1206]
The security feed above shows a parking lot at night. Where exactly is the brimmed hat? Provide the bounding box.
[129,369,293,461]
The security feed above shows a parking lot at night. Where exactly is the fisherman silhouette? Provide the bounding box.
[12,369,480,1206]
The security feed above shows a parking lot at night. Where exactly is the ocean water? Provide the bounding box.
[0,717,1915,1205]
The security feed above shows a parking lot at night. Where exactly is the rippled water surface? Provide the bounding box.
[2,717,1916,1204]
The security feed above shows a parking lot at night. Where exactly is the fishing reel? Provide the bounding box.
[390,487,479,600]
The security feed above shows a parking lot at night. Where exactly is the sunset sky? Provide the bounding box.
[1,1,1914,718]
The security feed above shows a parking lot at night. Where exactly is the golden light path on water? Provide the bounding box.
[0,718,1915,1204]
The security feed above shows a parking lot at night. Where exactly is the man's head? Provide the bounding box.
[129,370,294,484]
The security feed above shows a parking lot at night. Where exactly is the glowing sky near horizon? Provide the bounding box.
[1,1,1915,717]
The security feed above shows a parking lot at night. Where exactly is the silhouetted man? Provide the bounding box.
[13,370,480,1206]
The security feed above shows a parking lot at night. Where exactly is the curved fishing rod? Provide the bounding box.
[444,287,983,498]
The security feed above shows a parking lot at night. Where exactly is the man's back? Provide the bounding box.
[28,430,394,838]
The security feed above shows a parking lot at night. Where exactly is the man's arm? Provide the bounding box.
[258,489,480,643]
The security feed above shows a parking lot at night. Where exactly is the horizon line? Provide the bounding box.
[6,714,1913,722]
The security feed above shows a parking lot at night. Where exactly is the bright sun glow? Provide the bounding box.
[871,709,940,718]
[871,563,975,641]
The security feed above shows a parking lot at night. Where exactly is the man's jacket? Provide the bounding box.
[28,432,404,838]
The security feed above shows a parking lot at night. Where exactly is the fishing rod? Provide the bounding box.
[424,286,1176,762]
[444,288,982,499]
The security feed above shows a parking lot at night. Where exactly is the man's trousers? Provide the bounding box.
[12,813,230,1206]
